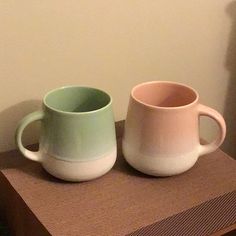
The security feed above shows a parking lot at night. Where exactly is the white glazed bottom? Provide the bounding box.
[41,148,117,181]
[122,142,199,176]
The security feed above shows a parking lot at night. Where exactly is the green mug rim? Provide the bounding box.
[43,85,112,115]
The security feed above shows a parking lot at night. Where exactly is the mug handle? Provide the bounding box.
[15,110,44,162]
[198,104,226,156]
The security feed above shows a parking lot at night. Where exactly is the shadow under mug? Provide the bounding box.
[15,86,117,181]
[122,81,226,176]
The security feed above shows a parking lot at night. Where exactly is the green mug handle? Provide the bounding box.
[15,110,44,162]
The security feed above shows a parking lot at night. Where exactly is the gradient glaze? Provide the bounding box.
[15,86,117,181]
[122,81,226,176]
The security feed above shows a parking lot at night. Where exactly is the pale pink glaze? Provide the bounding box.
[122,81,226,176]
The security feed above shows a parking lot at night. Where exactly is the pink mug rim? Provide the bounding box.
[131,81,199,110]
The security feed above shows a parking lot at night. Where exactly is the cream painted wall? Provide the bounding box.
[0,1,235,154]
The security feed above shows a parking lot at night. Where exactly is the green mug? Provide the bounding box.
[15,86,117,181]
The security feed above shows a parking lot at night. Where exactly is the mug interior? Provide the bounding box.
[132,82,197,108]
[44,87,111,113]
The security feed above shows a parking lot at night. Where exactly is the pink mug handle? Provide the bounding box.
[198,104,226,156]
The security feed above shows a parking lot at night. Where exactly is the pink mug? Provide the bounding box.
[122,81,226,176]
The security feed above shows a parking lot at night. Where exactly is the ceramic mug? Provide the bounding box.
[15,86,117,181]
[122,81,226,176]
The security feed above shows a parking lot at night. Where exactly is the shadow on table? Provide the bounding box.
[0,146,67,184]
[0,218,10,236]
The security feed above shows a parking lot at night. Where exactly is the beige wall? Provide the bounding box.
[0,1,235,156]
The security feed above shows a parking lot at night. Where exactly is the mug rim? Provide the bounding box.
[131,81,199,110]
[43,85,112,115]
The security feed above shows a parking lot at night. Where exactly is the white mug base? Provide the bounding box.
[41,148,117,182]
[122,142,199,176]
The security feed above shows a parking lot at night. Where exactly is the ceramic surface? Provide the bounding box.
[122,81,226,176]
[15,86,117,181]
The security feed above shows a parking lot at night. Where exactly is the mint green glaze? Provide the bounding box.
[44,86,111,113]
[16,86,116,162]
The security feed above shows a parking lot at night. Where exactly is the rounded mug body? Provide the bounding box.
[122,81,226,176]
[16,86,117,181]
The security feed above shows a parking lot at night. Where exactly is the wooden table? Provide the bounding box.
[0,121,235,236]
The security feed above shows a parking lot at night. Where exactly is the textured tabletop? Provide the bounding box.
[0,122,236,236]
